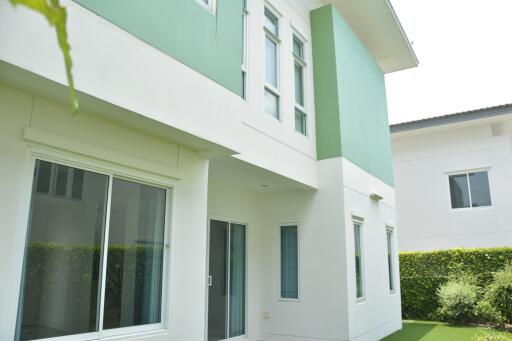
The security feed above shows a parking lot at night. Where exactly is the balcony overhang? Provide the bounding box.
[330,0,418,73]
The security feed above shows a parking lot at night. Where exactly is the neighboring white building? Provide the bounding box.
[392,104,512,252]
[0,1,417,340]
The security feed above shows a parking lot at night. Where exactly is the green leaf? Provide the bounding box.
[9,0,78,113]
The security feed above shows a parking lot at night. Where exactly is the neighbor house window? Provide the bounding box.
[280,225,299,299]
[449,171,491,209]
[386,227,395,293]
[264,7,280,119]
[293,34,307,135]
[353,220,364,300]
[17,160,168,340]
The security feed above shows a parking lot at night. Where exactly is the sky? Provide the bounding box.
[385,0,512,124]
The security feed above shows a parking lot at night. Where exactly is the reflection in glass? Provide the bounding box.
[17,160,109,340]
[103,178,166,329]
[449,174,470,208]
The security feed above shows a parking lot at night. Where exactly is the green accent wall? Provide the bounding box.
[73,0,244,96]
[311,5,394,186]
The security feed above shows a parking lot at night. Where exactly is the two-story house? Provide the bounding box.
[0,0,417,340]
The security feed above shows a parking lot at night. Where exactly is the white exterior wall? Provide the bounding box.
[392,116,512,251]
[207,158,400,341]
[0,84,211,341]
[0,0,323,189]
[0,0,404,340]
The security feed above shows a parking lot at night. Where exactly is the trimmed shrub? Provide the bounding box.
[481,263,512,322]
[437,274,478,323]
[476,300,505,324]
[400,247,512,321]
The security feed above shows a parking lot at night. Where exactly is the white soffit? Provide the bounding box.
[331,0,418,73]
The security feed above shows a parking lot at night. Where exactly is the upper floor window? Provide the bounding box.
[264,7,280,120]
[449,171,491,209]
[293,34,307,135]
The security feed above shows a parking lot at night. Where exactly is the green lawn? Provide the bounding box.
[383,321,512,341]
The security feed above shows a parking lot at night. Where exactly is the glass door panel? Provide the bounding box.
[207,220,246,341]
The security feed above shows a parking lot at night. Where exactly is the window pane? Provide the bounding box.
[17,160,109,340]
[265,36,277,87]
[103,178,166,329]
[280,226,298,299]
[295,109,307,135]
[386,230,394,292]
[264,9,277,35]
[35,160,52,194]
[72,169,84,200]
[469,172,491,207]
[264,89,279,119]
[293,36,303,59]
[229,224,246,337]
[294,63,304,106]
[449,174,470,208]
[55,165,69,196]
[353,222,363,298]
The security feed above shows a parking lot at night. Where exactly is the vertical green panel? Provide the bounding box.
[310,6,342,160]
[310,5,394,186]
[73,0,243,96]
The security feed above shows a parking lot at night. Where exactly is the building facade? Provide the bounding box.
[392,104,512,252]
[0,0,417,340]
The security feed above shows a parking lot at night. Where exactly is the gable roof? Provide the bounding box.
[390,103,512,134]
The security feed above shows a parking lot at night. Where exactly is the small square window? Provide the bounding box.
[264,89,280,119]
[293,36,304,60]
[295,109,307,135]
[449,171,491,209]
[264,8,278,36]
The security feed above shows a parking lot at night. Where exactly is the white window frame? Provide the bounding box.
[263,5,281,120]
[242,0,249,99]
[386,226,396,294]
[447,168,492,211]
[5,146,174,341]
[197,0,216,13]
[352,216,365,303]
[292,31,307,136]
[277,222,301,302]
[205,216,249,341]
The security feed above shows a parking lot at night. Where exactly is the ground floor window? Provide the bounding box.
[16,159,168,340]
[280,225,299,299]
[386,227,395,293]
[353,219,364,300]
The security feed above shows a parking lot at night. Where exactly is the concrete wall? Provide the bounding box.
[311,5,394,186]
[392,117,512,251]
[0,0,321,189]
[207,157,400,341]
[0,82,210,341]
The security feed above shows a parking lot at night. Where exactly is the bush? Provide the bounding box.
[437,274,478,323]
[472,333,512,341]
[475,300,505,324]
[481,263,512,322]
[400,247,512,321]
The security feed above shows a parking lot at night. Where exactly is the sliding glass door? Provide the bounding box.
[207,220,246,341]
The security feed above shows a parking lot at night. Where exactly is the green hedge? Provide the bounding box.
[399,247,512,320]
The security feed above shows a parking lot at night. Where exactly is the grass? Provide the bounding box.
[383,321,512,341]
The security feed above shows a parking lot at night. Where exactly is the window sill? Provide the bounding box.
[449,206,494,212]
